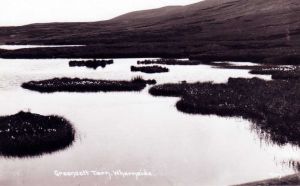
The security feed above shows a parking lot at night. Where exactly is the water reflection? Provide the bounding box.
[0,58,298,185]
[283,160,300,172]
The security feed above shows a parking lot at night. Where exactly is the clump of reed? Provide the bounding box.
[69,59,113,69]
[131,65,169,73]
[22,77,156,93]
[0,111,75,157]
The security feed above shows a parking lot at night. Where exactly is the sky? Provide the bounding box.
[0,0,202,26]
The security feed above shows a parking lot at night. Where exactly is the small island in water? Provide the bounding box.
[0,111,75,157]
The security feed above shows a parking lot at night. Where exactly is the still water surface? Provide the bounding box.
[0,58,298,186]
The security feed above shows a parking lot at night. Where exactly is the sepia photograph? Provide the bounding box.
[0,0,300,185]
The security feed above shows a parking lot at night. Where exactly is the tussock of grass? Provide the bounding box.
[22,77,156,93]
[69,59,113,69]
[131,76,157,85]
[131,65,169,73]
[0,111,75,157]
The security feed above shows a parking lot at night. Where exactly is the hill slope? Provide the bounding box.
[0,0,300,62]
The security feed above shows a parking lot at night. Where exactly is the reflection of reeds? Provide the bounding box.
[0,111,75,157]
[281,160,300,172]
[69,59,113,69]
[131,65,169,73]
[22,77,156,93]
[149,77,300,146]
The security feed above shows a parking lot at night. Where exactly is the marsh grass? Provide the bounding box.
[69,59,113,69]
[0,111,75,157]
[149,77,300,146]
[22,77,156,93]
[131,65,169,73]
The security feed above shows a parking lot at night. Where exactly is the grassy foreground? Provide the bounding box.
[236,174,300,186]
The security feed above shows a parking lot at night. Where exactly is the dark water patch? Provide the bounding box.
[189,53,266,64]
[210,62,261,70]
[22,77,156,93]
[0,111,75,157]
[131,65,169,73]
[209,62,274,71]
[149,78,300,146]
[69,59,113,69]
[137,59,202,65]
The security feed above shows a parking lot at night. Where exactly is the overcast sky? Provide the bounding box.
[0,0,202,26]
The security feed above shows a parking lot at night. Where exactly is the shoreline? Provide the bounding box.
[236,174,300,186]
[0,46,299,65]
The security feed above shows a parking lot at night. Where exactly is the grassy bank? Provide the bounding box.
[236,174,300,186]
[131,65,169,73]
[22,77,156,93]
[0,111,75,157]
[149,78,300,146]
[69,59,113,69]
